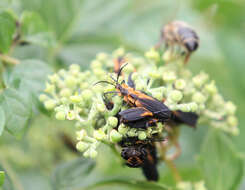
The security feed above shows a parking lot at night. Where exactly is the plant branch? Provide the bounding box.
[0,54,20,65]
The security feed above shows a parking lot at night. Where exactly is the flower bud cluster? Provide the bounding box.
[41,47,239,157]
[177,181,207,190]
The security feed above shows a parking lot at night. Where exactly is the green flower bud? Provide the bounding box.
[175,79,186,90]
[108,116,118,127]
[189,102,198,112]
[44,83,55,93]
[194,181,207,190]
[118,124,129,135]
[76,129,87,141]
[212,94,224,106]
[60,97,69,104]
[93,129,106,140]
[204,81,217,95]
[145,48,160,62]
[97,103,106,112]
[39,94,48,102]
[127,128,137,137]
[113,47,125,57]
[192,92,206,104]
[70,64,80,72]
[162,50,173,62]
[76,141,89,152]
[89,149,98,158]
[55,111,66,120]
[177,104,191,112]
[177,181,192,190]
[44,100,56,110]
[81,89,93,101]
[58,69,66,77]
[149,71,161,79]
[227,116,238,127]
[70,95,82,103]
[75,121,82,129]
[65,76,77,88]
[169,90,183,102]
[163,71,176,82]
[67,110,76,120]
[192,72,209,88]
[152,91,162,101]
[96,53,108,61]
[225,101,236,115]
[110,129,122,143]
[138,131,147,140]
[91,60,102,69]
[80,82,89,89]
[60,88,72,97]
[48,74,59,83]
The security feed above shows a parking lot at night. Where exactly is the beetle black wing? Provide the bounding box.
[141,144,159,181]
[119,107,152,122]
[137,97,171,120]
[172,111,199,128]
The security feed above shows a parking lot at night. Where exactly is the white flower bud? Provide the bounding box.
[76,141,89,152]
[192,92,206,104]
[225,101,236,115]
[138,131,147,140]
[204,81,217,95]
[175,79,186,90]
[60,88,72,97]
[227,116,238,127]
[93,129,106,140]
[163,71,176,82]
[76,129,87,141]
[145,48,160,61]
[39,94,48,102]
[108,116,118,127]
[44,100,56,110]
[118,124,129,135]
[110,129,122,143]
[55,111,66,120]
[169,90,183,102]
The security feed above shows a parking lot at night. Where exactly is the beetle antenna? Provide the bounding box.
[117,63,128,84]
[93,80,116,87]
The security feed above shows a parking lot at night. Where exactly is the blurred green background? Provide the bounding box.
[0,0,245,189]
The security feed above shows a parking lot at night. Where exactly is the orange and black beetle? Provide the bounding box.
[97,64,198,129]
[119,137,159,181]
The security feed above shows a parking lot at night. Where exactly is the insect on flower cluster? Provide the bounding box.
[40,21,239,182]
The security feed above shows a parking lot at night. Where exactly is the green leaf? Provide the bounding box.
[0,10,16,53]
[0,171,4,187]
[0,107,5,136]
[0,88,32,137]
[199,129,244,190]
[52,158,95,190]
[20,11,55,47]
[84,178,171,190]
[3,59,51,96]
